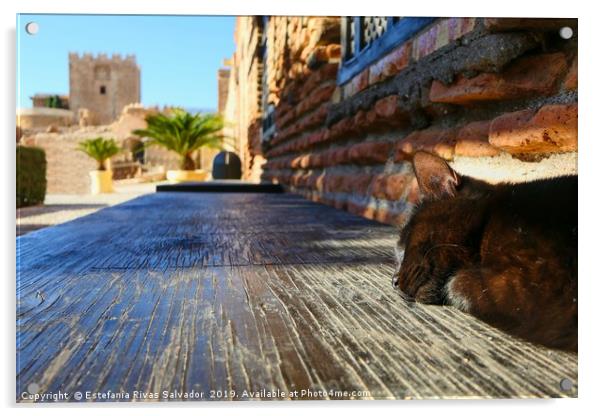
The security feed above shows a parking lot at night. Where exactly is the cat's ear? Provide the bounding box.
[412,151,460,200]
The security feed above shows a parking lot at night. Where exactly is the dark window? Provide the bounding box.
[99,85,106,95]
[339,17,436,84]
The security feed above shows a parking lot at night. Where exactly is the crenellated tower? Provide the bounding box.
[69,52,141,125]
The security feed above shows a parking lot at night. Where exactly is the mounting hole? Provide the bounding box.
[559,26,573,40]
[25,22,39,35]
[559,378,573,391]
[27,382,40,394]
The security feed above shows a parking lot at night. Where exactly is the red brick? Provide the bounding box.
[374,95,397,118]
[298,154,311,169]
[297,84,336,116]
[343,69,369,98]
[306,173,322,189]
[340,173,373,195]
[314,174,326,192]
[371,173,411,201]
[455,120,501,157]
[308,153,322,168]
[306,45,340,68]
[290,156,303,169]
[304,63,339,93]
[347,141,393,165]
[406,178,421,205]
[369,43,411,85]
[489,104,578,153]
[347,201,373,219]
[430,53,568,105]
[324,174,344,193]
[363,96,407,132]
[412,18,476,61]
[329,119,348,142]
[371,208,408,226]
[307,105,329,130]
[351,110,368,134]
[395,128,457,161]
[326,44,342,60]
[333,148,350,165]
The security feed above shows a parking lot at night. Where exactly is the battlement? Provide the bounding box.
[68,52,138,66]
[69,51,141,125]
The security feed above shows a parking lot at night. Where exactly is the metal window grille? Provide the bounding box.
[339,16,436,84]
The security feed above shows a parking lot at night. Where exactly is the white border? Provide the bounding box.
[2,1,598,415]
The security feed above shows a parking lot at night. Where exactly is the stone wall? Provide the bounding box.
[257,17,577,226]
[223,16,341,181]
[16,108,74,129]
[20,104,166,194]
[231,17,264,180]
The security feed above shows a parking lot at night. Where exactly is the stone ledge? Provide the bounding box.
[489,104,578,154]
[430,53,568,105]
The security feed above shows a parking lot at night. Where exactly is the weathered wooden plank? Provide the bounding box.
[16,193,578,401]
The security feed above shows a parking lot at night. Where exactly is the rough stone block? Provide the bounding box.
[395,128,457,161]
[342,69,369,99]
[430,53,568,104]
[368,43,411,85]
[489,104,578,153]
[412,18,477,61]
[347,141,393,165]
[371,173,411,201]
[455,120,501,157]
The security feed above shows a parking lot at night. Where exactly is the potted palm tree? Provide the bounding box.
[78,137,121,194]
[133,109,223,183]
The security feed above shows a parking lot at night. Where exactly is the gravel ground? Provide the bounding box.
[17,181,166,236]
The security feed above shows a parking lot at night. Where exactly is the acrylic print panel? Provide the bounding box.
[16,14,578,403]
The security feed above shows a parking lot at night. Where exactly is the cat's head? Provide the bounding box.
[392,151,485,303]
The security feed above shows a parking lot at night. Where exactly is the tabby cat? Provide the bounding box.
[392,151,577,351]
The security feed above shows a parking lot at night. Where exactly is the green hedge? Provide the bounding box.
[17,146,47,208]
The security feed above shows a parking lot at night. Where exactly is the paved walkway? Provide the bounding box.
[16,192,577,401]
[16,181,165,236]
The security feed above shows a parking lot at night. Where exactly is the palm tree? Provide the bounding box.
[133,109,224,170]
[78,137,121,170]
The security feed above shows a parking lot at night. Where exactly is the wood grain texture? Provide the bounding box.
[17,193,578,401]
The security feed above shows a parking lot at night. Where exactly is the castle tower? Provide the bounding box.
[69,53,141,125]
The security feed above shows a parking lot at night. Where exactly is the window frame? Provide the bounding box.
[338,17,436,85]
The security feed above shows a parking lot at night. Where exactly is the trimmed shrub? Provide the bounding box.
[17,146,47,208]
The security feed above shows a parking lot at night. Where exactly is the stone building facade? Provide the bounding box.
[20,104,175,194]
[69,53,141,125]
[226,17,577,225]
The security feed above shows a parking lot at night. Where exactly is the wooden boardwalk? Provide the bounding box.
[16,192,577,401]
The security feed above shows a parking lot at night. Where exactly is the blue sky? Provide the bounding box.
[16,14,236,110]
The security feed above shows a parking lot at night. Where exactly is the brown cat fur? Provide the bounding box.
[393,151,577,351]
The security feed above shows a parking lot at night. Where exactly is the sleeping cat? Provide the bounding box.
[392,151,577,351]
